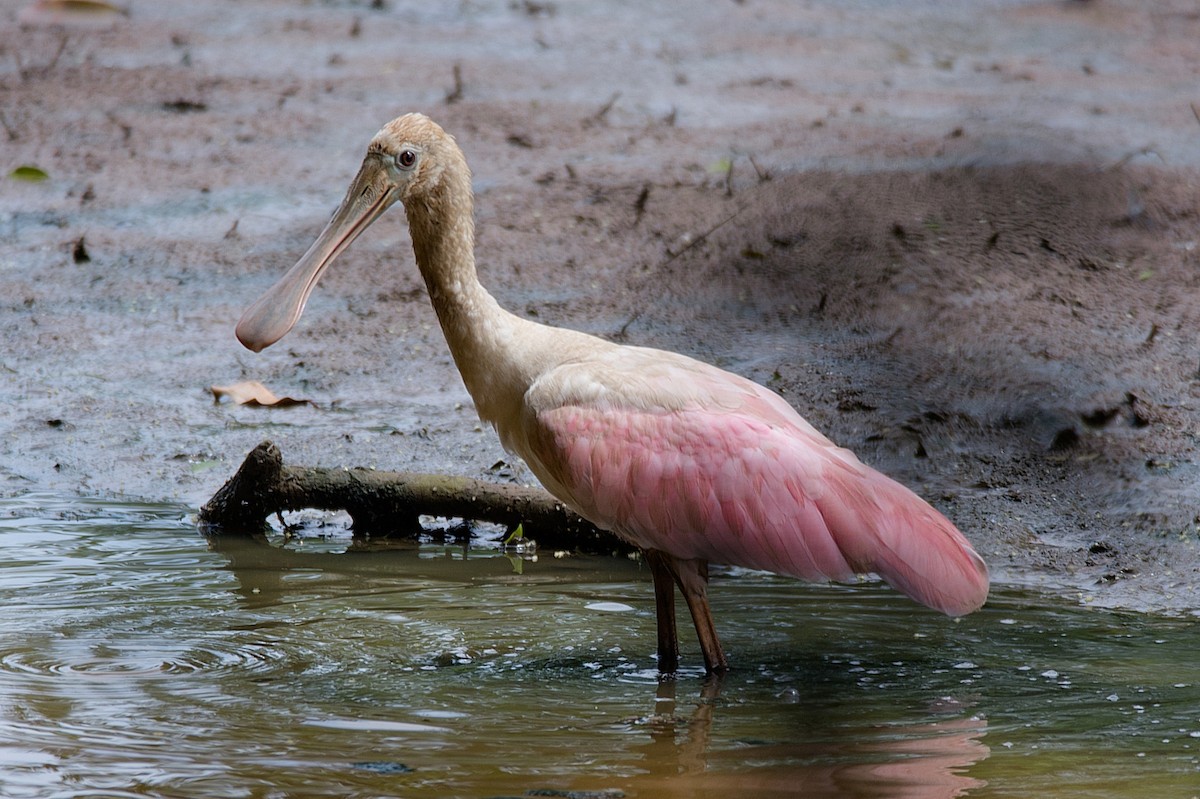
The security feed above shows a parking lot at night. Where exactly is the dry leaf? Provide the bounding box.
[19,0,127,27]
[210,381,312,408]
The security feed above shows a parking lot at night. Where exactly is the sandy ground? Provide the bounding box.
[2,0,1199,612]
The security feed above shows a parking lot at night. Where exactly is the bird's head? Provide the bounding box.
[235,113,465,352]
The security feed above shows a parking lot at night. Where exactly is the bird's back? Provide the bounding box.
[513,345,989,617]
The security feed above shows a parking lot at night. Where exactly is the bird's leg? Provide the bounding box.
[671,557,729,675]
[644,549,680,674]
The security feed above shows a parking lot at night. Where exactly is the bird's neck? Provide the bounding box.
[406,194,484,320]
[403,189,537,430]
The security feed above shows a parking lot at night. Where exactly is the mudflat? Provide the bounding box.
[3,0,1198,611]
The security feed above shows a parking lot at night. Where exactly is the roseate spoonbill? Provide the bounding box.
[236,113,989,674]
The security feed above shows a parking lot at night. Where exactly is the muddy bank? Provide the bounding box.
[2,0,1198,611]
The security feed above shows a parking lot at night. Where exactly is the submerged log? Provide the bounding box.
[198,441,629,553]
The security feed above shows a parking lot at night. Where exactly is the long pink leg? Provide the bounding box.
[644,550,680,674]
[669,556,729,675]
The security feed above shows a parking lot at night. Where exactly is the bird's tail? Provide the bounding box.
[820,465,990,616]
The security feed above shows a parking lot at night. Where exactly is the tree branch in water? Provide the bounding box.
[198,441,629,554]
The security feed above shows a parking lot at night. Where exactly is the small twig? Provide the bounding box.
[18,33,69,81]
[660,209,743,268]
[748,154,771,183]
[612,211,739,334]
[611,309,642,342]
[445,63,464,104]
[632,183,650,226]
[585,92,621,127]
[46,32,69,73]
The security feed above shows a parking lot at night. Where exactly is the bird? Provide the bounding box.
[236,113,989,675]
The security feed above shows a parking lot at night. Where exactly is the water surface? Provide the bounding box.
[1,493,1197,798]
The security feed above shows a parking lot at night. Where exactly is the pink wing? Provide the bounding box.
[518,355,988,617]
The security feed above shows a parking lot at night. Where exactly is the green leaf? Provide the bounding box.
[707,157,732,174]
[10,165,49,182]
[503,523,525,545]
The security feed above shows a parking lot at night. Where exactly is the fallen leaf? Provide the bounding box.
[10,165,48,182]
[210,381,312,408]
[18,0,126,27]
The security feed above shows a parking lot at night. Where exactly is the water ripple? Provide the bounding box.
[0,637,291,680]
[2,493,1199,798]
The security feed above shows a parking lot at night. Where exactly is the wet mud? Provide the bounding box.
[2,0,1199,611]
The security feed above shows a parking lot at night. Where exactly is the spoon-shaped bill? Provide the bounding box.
[236,157,395,352]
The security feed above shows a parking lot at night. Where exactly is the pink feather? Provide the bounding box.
[521,351,988,617]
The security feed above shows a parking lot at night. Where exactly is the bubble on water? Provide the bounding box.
[1106,694,1119,702]
[1041,670,1059,679]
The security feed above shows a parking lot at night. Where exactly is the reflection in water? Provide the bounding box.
[205,526,516,610]
[626,678,987,799]
[208,530,991,797]
[1,494,1199,798]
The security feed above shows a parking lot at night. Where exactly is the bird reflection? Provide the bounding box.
[202,531,989,797]
[625,678,988,798]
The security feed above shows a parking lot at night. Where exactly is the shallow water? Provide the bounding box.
[1,493,1197,798]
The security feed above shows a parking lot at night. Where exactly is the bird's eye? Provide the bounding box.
[396,150,417,169]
